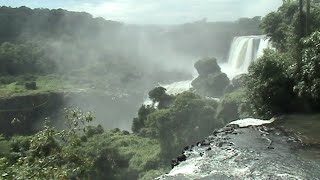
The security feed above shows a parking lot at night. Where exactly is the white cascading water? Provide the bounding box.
[143,80,194,106]
[144,35,271,105]
[256,36,272,58]
[221,35,272,79]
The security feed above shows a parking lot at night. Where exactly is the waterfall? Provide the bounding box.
[256,37,272,58]
[221,35,271,79]
[144,35,271,105]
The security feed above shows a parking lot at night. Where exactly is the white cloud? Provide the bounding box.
[70,0,282,24]
[1,0,282,24]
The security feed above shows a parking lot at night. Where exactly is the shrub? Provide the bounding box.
[216,88,251,123]
[133,91,222,160]
[0,135,10,157]
[85,125,104,138]
[132,105,155,134]
[0,76,16,85]
[246,49,294,117]
[1,108,166,179]
[24,81,37,90]
[295,31,320,109]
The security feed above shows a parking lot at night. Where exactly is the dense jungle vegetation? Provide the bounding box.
[1,1,320,179]
[246,0,320,117]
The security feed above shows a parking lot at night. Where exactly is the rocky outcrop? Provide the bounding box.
[224,74,246,94]
[158,117,320,179]
[192,57,230,97]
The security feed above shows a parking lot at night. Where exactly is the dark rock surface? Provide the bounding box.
[192,57,230,97]
[158,121,320,180]
[0,92,64,135]
[231,74,246,89]
[224,74,246,94]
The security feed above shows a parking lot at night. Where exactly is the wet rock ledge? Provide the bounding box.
[158,118,320,180]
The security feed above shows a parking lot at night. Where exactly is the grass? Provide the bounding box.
[78,131,166,179]
[0,75,83,98]
[91,131,162,172]
[0,71,146,98]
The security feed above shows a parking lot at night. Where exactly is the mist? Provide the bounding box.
[0,0,282,134]
[41,17,265,130]
[0,2,278,131]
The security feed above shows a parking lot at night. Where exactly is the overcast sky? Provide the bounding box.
[1,0,282,24]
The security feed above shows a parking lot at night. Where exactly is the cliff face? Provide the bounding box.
[158,117,320,180]
[0,90,144,135]
[0,92,65,135]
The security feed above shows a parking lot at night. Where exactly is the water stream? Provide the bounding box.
[220,35,272,79]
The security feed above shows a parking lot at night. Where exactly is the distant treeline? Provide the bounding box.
[0,6,121,42]
[0,6,262,60]
[0,6,263,91]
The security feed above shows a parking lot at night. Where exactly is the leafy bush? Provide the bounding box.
[85,125,104,138]
[295,31,320,109]
[0,76,16,85]
[0,135,10,157]
[24,81,37,90]
[133,89,223,160]
[216,88,251,123]
[0,108,166,180]
[246,49,294,117]
[247,2,320,116]
[132,105,156,134]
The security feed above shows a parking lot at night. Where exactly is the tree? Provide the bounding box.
[148,87,173,109]
[295,31,320,109]
[133,91,222,160]
[246,49,294,117]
